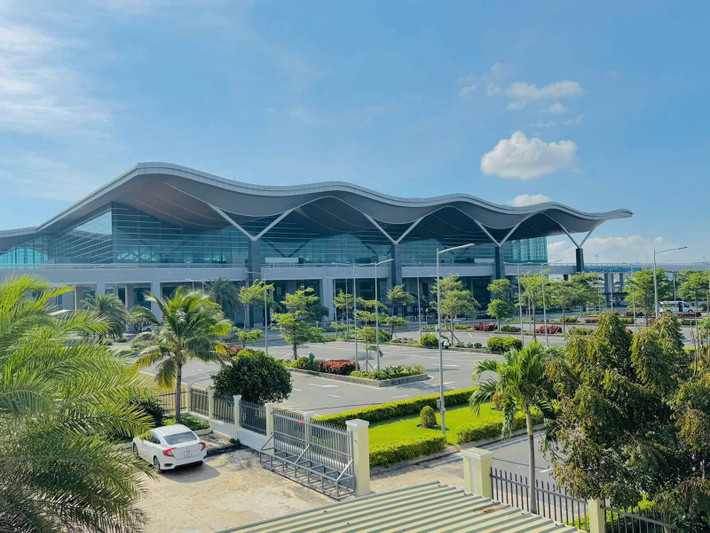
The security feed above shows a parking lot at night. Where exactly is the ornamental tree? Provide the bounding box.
[625,268,672,321]
[212,348,292,404]
[431,275,479,344]
[387,284,415,317]
[678,270,709,312]
[544,312,710,529]
[272,288,325,359]
[487,299,515,330]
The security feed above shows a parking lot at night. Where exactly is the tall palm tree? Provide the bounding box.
[133,286,232,422]
[207,278,240,319]
[471,342,554,514]
[83,292,130,340]
[0,275,153,532]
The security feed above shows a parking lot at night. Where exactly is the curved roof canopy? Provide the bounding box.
[1,162,632,248]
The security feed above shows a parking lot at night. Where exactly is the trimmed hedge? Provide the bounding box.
[370,434,448,467]
[473,322,496,331]
[350,364,424,380]
[289,357,320,371]
[536,324,562,334]
[453,410,544,445]
[568,326,593,336]
[487,336,523,353]
[419,333,438,348]
[499,325,521,332]
[314,387,477,426]
[320,360,355,375]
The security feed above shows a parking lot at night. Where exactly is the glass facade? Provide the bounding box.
[0,203,250,266]
[0,202,546,267]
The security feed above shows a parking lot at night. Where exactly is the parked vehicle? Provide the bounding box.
[132,424,206,471]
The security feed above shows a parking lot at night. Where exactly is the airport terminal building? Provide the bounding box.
[0,163,631,323]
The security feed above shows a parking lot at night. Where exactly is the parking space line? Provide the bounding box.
[328,394,341,398]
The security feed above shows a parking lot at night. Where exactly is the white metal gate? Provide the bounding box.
[259,408,355,499]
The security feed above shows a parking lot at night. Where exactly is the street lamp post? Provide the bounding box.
[539,260,561,346]
[416,263,423,338]
[436,243,475,436]
[246,271,273,355]
[653,246,687,317]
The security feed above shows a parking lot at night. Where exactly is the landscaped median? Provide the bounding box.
[314,387,543,467]
[286,357,429,387]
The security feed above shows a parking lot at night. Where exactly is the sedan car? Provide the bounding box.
[132,424,207,471]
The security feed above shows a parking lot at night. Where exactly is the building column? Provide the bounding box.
[461,448,493,498]
[321,277,335,322]
[95,282,106,296]
[246,240,261,328]
[346,419,370,496]
[604,273,612,306]
[618,272,625,291]
[575,247,585,272]
[125,284,135,308]
[493,245,505,280]
[150,280,162,321]
[391,243,403,315]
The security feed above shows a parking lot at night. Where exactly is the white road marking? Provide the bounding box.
[392,394,409,398]
[443,381,456,385]
[293,388,302,392]
[328,394,342,398]
[445,365,461,368]
[309,383,338,388]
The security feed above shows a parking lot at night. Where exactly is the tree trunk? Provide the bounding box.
[526,408,537,514]
[562,308,566,333]
[175,364,183,423]
[293,342,298,360]
[531,304,537,342]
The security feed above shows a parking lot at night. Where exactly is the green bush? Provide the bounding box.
[131,396,166,428]
[473,342,483,349]
[568,326,593,336]
[419,406,437,428]
[288,356,321,371]
[618,317,634,324]
[419,333,438,348]
[165,415,210,431]
[213,348,292,404]
[370,435,447,467]
[487,336,523,353]
[453,411,544,445]
[315,387,477,426]
[499,325,521,332]
[454,323,471,330]
[557,316,578,323]
[350,364,424,380]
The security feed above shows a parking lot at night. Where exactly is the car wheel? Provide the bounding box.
[153,456,161,472]
[132,444,139,459]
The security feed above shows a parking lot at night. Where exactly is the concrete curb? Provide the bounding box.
[371,424,544,475]
[287,367,430,387]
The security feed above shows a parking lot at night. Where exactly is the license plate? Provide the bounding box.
[183,450,192,458]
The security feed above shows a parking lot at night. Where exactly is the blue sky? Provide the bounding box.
[0,1,707,263]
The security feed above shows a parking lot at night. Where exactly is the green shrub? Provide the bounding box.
[419,333,438,348]
[487,336,523,353]
[370,435,447,467]
[557,316,578,323]
[419,406,437,428]
[213,348,292,404]
[131,396,166,428]
[350,364,424,380]
[618,317,634,324]
[421,325,436,332]
[499,325,521,332]
[568,326,593,336]
[288,356,321,371]
[165,415,210,431]
[473,342,483,349]
[453,411,544,445]
[454,323,471,330]
[315,387,477,426]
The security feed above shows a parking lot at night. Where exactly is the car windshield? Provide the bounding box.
[163,432,198,445]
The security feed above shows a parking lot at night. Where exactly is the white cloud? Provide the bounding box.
[480,131,577,180]
[0,156,101,201]
[547,235,683,264]
[0,23,111,135]
[505,80,583,110]
[508,193,551,207]
[458,84,477,97]
[547,102,567,114]
[289,106,320,126]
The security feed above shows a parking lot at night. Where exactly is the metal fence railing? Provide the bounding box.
[158,389,187,416]
[602,503,673,532]
[272,408,306,458]
[213,395,234,423]
[190,388,209,417]
[491,467,588,530]
[240,400,266,434]
[309,419,353,477]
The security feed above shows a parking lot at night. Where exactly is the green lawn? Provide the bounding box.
[368,402,503,447]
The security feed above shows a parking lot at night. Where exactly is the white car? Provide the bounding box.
[132,424,206,471]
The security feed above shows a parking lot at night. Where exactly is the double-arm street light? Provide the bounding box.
[653,246,687,317]
[436,243,475,435]
[372,258,393,371]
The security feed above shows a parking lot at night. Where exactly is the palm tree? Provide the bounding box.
[471,342,554,514]
[0,275,153,532]
[133,286,232,422]
[83,292,131,340]
[207,278,240,319]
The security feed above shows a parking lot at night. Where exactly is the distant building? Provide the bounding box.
[0,163,630,323]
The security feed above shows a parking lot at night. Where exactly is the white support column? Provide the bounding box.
[346,419,370,496]
[207,388,214,422]
[321,277,335,322]
[233,395,241,435]
[95,282,106,295]
[587,499,606,533]
[265,403,275,440]
[461,448,493,498]
[150,280,162,321]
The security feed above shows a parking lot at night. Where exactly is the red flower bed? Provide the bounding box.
[473,322,497,331]
[225,344,243,356]
[584,317,599,324]
[536,324,562,334]
[624,310,643,317]
[678,311,701,317]
[320,360,356,375]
